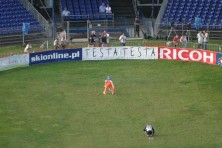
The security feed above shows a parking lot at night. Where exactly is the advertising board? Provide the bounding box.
[29,49,82,65]
[82,47,158,60]
[159,47,217,65]
[0,54,29,71]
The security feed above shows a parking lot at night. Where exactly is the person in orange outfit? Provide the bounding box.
[103,76,115,95]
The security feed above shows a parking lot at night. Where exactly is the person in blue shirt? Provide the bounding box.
[99,2,106,13]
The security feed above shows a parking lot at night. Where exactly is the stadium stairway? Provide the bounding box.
[110,0,135,20]
[109,0,138,37]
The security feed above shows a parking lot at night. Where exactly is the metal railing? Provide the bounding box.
[139,11,149,33]
[110,40,222,52]
[115,17,131,37]
[139,10,153,37]
[157,23,222,40]
[154,0,168,36]
[63,13,114,22]
[19,0,51,37]
[0,32,46,46]
[111,40,166,47]
[1,40,222,58]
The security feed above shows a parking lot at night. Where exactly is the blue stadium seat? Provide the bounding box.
[63,0,113,20]
[0,0,43,34]
[160,0,222,30]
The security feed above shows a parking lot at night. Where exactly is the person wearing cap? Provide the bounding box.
[143,124,155,139]
[103,76,115,95]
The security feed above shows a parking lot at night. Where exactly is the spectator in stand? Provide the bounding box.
[62,7,70,16]
[173,34,179,47]
[134,16,140,37]
[99,2,106,13]
[105,4,112,13]
[203,30,209,50]
[180,35,187,48]
[119,32,126,46]
[24,41,32,53]
[197,30,204,49]
[61,7,70,26]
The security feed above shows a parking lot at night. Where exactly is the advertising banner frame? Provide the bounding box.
[0,54,29,71]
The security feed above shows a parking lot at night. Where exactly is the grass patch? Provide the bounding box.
[0,60,222,147]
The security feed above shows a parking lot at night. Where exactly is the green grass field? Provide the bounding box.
[1,60,222,148]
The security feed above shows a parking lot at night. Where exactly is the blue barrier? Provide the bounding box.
[29,49,82,65]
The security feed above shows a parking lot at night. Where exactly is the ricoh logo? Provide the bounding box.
[31,51,80,62]
[159,47,216,64]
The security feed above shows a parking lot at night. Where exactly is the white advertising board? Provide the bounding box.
[82,46,158,60]
[0,54,29,71]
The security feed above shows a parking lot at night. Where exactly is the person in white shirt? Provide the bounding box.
[203,30,209,50]
[143,124,155,139]
[105,4,112,13]
[62,7,70,16]
[59,30,67,49]
[180,35,187,48]
[105,31,110,44]
[119,33,126,46]
[53,38,60,49]
[197,30,204,49]
[24,41,32,53]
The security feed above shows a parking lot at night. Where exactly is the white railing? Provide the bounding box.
[154,0,168,37]
[63,13,115,22]
[39,41,49,50]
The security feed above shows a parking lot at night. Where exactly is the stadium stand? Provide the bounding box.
[160,0,222,29]
[0,0,43,35]
[61,0,113,21]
